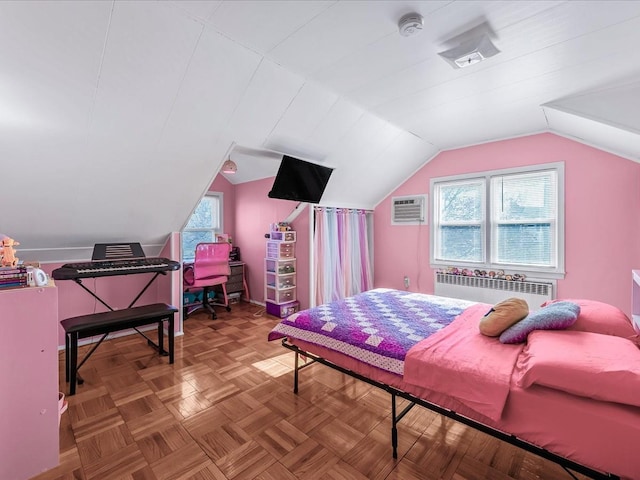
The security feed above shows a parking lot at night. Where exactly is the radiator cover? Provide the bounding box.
[434,273,553,309]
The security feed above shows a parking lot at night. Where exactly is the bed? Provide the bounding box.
[268,288,640,480]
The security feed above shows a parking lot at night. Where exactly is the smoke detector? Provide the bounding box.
[398,13,424,37]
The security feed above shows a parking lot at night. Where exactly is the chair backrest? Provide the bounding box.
[193,242,231,280]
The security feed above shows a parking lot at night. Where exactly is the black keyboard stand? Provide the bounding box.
[70,269,169,383]
[67,270,170,386]
[72,270,168,311]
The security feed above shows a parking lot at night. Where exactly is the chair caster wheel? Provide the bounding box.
[226,306,231,312]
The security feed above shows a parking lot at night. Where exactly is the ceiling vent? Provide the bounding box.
[392,195,427,225]
[398,13,424,37]
[438,34,500,68]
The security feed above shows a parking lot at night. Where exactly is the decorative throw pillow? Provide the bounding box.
[514,330,640,408]
[499,301,580,344]
[541,298,638,344]
[479,297,529,337]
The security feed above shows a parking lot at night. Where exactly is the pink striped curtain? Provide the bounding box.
[314,207,373,305]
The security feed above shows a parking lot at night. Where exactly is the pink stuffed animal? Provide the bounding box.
[0,237,20,268]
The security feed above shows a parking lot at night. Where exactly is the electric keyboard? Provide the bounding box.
[52,257,181,280]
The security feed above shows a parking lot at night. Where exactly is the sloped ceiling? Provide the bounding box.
[543,81,640,161]
[1,1,640,261]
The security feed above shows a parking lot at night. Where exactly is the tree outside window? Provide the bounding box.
[182,194,222,262]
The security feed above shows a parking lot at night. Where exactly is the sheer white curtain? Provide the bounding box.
[314,207,373,305]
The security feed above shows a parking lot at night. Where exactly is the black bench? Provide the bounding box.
[61,303,178,395]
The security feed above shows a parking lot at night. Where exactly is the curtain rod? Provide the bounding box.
[313,206,373,213]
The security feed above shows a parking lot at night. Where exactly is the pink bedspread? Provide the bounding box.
[404,303,524,421]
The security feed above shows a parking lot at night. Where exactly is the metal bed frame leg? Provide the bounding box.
[294,350,299,394]
[390,391,416,460]
[562,466,580,480]
[391,392,398,459]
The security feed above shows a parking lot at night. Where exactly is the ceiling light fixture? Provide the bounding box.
[221,158,237,174]
[398,13,424,37]
[438,34,500,68]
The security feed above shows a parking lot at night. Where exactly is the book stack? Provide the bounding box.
[0,266,29,290]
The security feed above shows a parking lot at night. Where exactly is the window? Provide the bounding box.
[182,193,223,262]
[431,163,564,277]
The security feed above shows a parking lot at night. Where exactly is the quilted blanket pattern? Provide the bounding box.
[268,288,476,374]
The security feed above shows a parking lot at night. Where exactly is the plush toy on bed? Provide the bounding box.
[479,297,529,337]
[0,237,20,268]
[499,301,581,344]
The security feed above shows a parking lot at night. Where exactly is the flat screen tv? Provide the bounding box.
[268,155,334,204]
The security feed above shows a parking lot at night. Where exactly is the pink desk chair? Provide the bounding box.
[184,242,232,319]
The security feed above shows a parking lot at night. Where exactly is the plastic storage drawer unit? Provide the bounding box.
[266,241,295,259]
[270,231,297,242]
[266,286,296,304]
[265,258,296,274]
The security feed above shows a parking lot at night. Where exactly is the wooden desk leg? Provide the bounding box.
[169,315,174,364]
[242,277,250,302]
[69,332,78,396]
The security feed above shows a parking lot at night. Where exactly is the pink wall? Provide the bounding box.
[374,133,640,315]
[234,177,310,310]
[209,174,236,241]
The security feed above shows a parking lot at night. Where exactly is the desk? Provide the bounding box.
[183,261,249,314]
[221,261,250,301]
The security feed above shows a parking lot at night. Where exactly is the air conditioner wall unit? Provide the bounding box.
[392,194,427,225]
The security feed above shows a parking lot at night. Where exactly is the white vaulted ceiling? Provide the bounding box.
[1,1,640,260]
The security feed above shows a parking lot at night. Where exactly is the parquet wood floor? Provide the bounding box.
[32,302,587,480]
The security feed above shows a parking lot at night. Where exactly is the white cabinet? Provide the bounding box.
[0,285,60,480]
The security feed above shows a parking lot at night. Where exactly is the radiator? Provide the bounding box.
[434,273,553,309]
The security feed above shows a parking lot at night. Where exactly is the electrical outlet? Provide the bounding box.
[404,276,410,288]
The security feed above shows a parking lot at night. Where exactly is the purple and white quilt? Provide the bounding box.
[267,288,476,375]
